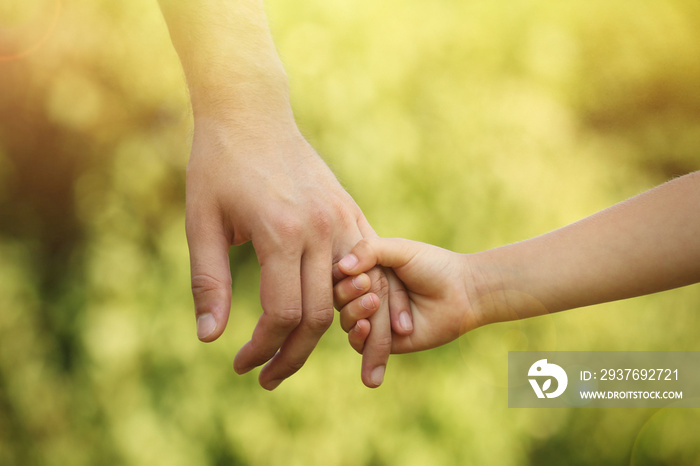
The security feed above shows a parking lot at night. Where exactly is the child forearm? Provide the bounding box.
[469,171,700,326]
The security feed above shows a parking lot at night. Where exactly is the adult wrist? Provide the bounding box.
[189,72,293,119]
[188,77,301,146]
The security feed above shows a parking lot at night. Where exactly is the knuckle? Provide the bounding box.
[261,200,342,252]
[273,215,304,240]
[360,238,377,253]
[304,308,334,333]
[270,307,303,330]
[309,205,334,236]
[280,357,306,376]
[312,215,333,238]
[191,272,231,296]
[369,334,393,355]
[354,238,371,251]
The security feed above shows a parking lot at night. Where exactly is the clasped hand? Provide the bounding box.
[185,119,411,390]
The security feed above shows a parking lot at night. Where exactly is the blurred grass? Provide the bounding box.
[1,0,699,464]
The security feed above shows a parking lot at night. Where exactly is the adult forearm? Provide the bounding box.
[470,172,700,325]
[157,0,293,126]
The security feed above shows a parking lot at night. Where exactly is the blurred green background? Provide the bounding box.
[1,0,699,464]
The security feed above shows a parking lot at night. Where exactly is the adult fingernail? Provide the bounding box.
[399,311,413,332]
[196,313,217,340]
[339,253,358,271]
[233,357,254,375]
[265,378,284,391]
[371,365,385,387]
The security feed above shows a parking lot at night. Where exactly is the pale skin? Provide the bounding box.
[335,171,700,355]
[157,0,412,389]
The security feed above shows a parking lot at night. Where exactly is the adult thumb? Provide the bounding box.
[186,219,232,342]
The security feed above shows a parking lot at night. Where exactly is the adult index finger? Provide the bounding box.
[258,245,334,390]
[359,266,393,388]
[233,250,303,375]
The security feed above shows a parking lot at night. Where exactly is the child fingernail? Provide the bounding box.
[361,295,376,310]
[399,311,413,332]
[371,365,385,387]
[339,253,358,270]
[352,274,368,290]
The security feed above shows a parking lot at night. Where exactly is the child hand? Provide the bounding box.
[334,237,480,354]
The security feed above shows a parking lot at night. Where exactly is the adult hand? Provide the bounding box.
[157,0,412,390]
[186,118,412,390]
